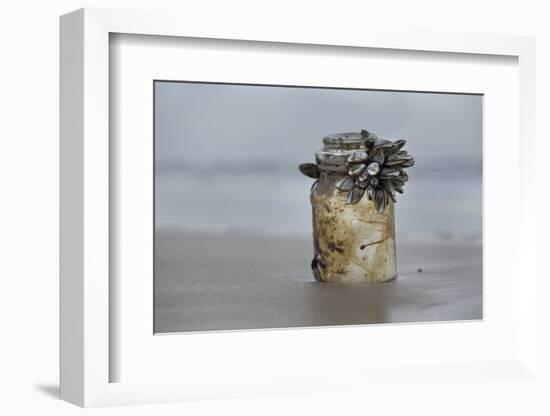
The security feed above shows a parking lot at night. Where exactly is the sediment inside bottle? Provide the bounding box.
[311,174,397,283]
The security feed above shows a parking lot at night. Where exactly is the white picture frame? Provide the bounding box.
[60,7,537,407]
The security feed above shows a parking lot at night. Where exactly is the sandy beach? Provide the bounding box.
[154,229,482,333]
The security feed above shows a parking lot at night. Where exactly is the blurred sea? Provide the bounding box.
[155,156,482,243]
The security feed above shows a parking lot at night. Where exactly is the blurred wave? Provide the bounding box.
[156,156,481,178]
[155,157,482,243]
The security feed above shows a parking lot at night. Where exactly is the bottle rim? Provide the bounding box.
[322,132,364,146]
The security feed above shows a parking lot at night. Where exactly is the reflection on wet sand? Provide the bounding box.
[154,230,482,333]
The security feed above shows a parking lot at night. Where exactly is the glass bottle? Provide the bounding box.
[300,131,413,283]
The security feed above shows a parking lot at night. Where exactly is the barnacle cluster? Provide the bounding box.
[300,130,414,214]
[335,130,414,213]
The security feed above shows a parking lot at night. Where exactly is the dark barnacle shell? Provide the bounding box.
[373,139,393,150]
[336,176,355,192]
[382,180,397,203]
[299,163,320,179]
[311,254,325,281]
[374,189,386,214]
[334,133,414,213]
[391,139,407,152]
[393,183,404,194]
[356,177,370,189]
[361,129,378,150]
[347,150,369,163]
[385,153,413,166]
[348,163,366,177]
[370,148,385,165]
[367,185,376,201]
[346,185,366,204]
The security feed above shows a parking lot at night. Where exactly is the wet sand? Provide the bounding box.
[154,230,482,333]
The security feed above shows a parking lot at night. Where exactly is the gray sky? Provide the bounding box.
[155,81,482,166]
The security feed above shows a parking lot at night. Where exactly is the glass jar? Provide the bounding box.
[300,131,406,283]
